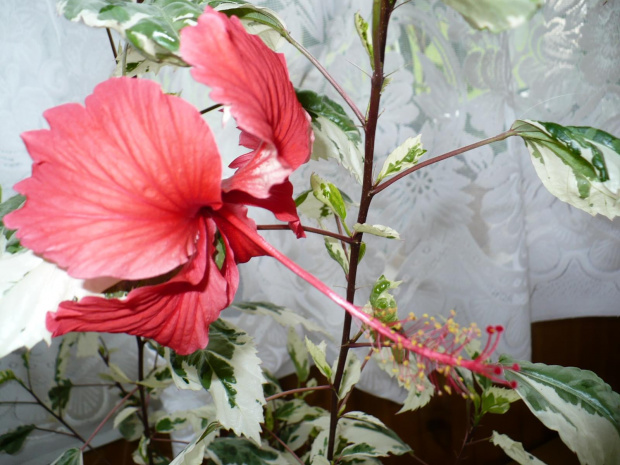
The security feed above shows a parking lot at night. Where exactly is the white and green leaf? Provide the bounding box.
[442,0,543,33]
[207,438,288,465]
[398,376,434,413]
[305,338,332,380]
[503,358,620,465]
[338,411,412,458]
[57,0,207,65]
[333,351,361,400]
[169,422,220,465]
[212,2,287,49]
[311,173,348,221]
[354,12,374,69]
[0,425,35,455]
[50,448,84,465]
[513,120,620,219]
[167,319,266,443]
[287,327,309,383]
[324,236,350,275]
[353,223,400,240]
[232,301,327,335]
[376,135,425,183]
[491,432,546,465]
[296,90,364,183]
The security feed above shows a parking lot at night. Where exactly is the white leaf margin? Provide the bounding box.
[490,431,547,465]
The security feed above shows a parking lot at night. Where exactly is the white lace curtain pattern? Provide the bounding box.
[0,0,618,462]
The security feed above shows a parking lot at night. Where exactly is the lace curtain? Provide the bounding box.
[1,0,618,462]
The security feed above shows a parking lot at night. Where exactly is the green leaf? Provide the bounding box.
[206,438,287,465]
[57,0,207,65]
[513,120,620,219]
[324,236,350,275]
[502,358,620,465]
[0,425,35,455]
[287,327,309,383]
[0,194,26,253]
[490,432,546,465]
[0,370,20,386]
[50,448,84,465]
[338,412,412,458]
[354,12,374,70]
[481,386,520,416]
[397,376,434,413]
[305,338,332,380]
[49,379,73,412]
[369,275,401,314]
[167,319,266,442]
[311,174,348,220]
[232,301,328,335]
[376,135,425,183]
[274,398,326,423]
[442,0,543,33]
[353,223,400,240]
[296,90,363,183]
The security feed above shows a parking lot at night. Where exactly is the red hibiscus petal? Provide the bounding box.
[5,78,223,281]
[180,7,312,201]
[222,181,303,237]
[46,218,239,355]
[212,203,267,264]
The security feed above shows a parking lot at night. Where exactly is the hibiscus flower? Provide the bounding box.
[4,8,312,355]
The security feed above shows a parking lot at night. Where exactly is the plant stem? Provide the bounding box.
[33,426,79,438]
[326,0,395,459]
[137,337,154,465]
[80,387,139,452]
[257,224,356,244]
[282,32,366,126]
[265,385,332,402]
[372,130,517,195]
[200,103,223,114]
[263,427,305,465]
[106,29,117,60]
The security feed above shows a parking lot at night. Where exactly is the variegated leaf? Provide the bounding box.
[167,319,265,443]
[50,448,83,465]
[513,120,620,219]
[354,223,400,240]
[376,135,425,183]
[491,432,546,465]
[305,338,332,380]
[169,422,220,465]
[287,327,309,383]
[57,0,207,64]
[311,174,348,220]
[503,359,620,465]
[442,0,543,33]
[339,412,411,458]
[354,12,373,69]
[333,351,361,400]
[207,438,289,465]
[324,236,350,275]
[297,90,364,183]
[231,301,327,335]
[0,425,35,455]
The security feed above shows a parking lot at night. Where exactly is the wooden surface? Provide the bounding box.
[84,316,620,464]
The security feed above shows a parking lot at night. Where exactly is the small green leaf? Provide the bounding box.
[442,0,543,33]
[0,370,19,386]
[369,275,401,314]
[274,398,325,423]
[167,319,266,442]
[311,174,348,220]
[49,379,73,412]
[287,327,309,383]
[397,376,434,413]
[116,408,144,442]
[0,425,35,455]
[50,448,84,465]
[354,12,374,70]
[481,386,520,416]
[0,194,25,253]
[305,338,332,380]
[490,432,546,465]
[502,358,620,465]
[513,120,620,219]
[353,223,400,240]
[376,135,425,183]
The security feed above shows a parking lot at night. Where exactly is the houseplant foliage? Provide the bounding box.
[1,1,619,464]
